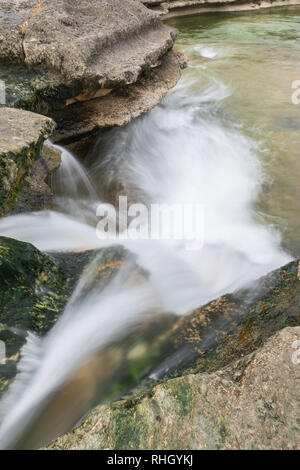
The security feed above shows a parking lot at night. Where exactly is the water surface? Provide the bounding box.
[167,7,300,255]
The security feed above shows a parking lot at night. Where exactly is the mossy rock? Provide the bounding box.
[0,236,71,392]
[0,107,55,215]
[11,142,62,214]
[0,237,74,332]
[0,64,96,115]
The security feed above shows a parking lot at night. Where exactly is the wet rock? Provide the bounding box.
[12,141,62,214]
[0,242,137,396]
[0,236,70,394]
[47,258,300,449]
[148,259,300,379]
[49,326,300,450]
[0,107,55,215]
[0,242,178,449]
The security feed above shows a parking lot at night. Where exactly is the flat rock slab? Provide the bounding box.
[0,107,55,214]
[0,0,177,102]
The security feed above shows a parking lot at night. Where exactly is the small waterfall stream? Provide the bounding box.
[1,7,299,449]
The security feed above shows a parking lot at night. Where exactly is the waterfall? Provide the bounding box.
[0,44,291,448]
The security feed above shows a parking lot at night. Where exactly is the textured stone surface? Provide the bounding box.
[0,243,138,397]
[0,107,55,215]
[0,237,70,395]
[11,142,62,214]
[52,50,187,142]
[0,0,176,83]
[49,326,300,450]
[0,1,178,110]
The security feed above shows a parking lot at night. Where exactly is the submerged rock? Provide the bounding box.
[50,326,300,450]
[0,243,178,450]
[0,107,55,215]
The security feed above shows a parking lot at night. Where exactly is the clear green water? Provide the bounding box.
[167,6,300,256]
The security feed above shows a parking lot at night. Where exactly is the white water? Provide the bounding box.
[0,66,291,448]
[89,78,290,305]
[0,261,160,449]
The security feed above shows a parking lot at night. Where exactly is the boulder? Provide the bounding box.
[0,0,184,136]
[11,141,62,214]
[0,0,176,87]
[0,107,55,215]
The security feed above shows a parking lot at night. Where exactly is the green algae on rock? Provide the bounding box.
[0,1,176,87]
[0,64,85,116]
[0,107,55,215]
[0,243,144,396]
[0,236,70,394]
[0,0,184,135]
[0,243,179,449]
[45,258,300,450]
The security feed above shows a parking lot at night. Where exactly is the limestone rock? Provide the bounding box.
[0,107,55,215]
[148,259,300,380]
[47,258,300,449]
[0,1,180,117]
[0,1,175,84]
[11,142,62,214]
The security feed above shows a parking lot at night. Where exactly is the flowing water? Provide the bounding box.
[0,7,299,448]
[167,7,300,255]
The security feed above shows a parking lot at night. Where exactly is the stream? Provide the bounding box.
[0,7,299,449]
